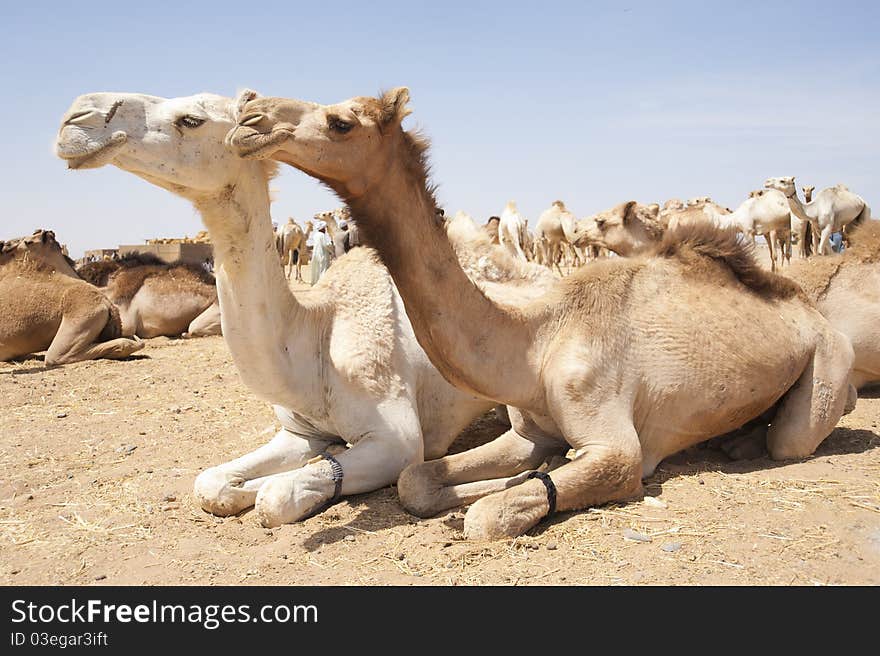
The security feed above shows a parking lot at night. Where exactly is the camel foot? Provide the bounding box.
[463,482,548,540]
[254,463,335,527]
[193,468,254,516]
[719,425,768,461]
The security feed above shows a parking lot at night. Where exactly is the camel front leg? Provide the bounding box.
[463,420,643,540]
[194,427,335,517]
[396,428,564,519]
[818,224,834,256]
[185,302,222,337]
[45,309,143,366]
[764,232,776,273]
[255,414,425,526]
[766,327,854,460]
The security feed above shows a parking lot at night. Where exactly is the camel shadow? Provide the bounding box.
[0,353,151,376]
[300,411,507,551]
[857,384,880,399]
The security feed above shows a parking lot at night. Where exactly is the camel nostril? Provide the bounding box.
[64,110,94,126]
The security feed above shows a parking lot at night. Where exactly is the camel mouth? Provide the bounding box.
[56,131,128,170]
[228,128,291,160]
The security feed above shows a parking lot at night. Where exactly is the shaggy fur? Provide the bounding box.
[653,222,803,300]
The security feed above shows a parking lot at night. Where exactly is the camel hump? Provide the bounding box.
[654,222,801,299]
[846,219,880,261]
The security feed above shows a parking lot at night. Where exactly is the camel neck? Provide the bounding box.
[193,165,324,406]
[346,144,543,408]
[785,189,816,222]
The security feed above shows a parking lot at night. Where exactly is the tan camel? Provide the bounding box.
[0,230,143,365]
[573,201,666,256]
[483,216,501,245]
[228,88,855,539]
[765,177,871,255]
[575,201,880,392]
[534,200,580,274]
[77,253,221,338]
[55,90,564,528]
[275,218,310,282]
[786,220,880,389]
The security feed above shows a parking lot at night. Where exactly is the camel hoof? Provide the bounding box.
[719,432,768,461]
[463,493,539,540]
[397,462,442,518]
[254,468,334,527]
[193,468,251,516]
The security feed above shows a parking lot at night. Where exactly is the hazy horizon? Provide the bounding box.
[3,1,877,257]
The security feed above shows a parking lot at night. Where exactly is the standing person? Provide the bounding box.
[332,219,349,258]
[307,219,333,285]
[345,219,361,251]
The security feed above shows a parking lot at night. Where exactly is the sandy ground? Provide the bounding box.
[1,251,879,586]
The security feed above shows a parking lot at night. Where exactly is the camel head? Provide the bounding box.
[552,200,566,209]
[764,176,797,197]
[802,185,815,200]
[56,91,272,201]
[227,88,415,199]
[0,230,79,277]
[571,201,662,257]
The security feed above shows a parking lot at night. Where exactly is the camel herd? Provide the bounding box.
[1,85,875,542]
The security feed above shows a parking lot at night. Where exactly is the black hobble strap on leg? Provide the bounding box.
[300,454,345,521]
[527,470,557,519]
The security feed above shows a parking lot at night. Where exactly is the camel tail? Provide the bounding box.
[656,222,802,300]
[852,202,872,228]
[98,300,123,342]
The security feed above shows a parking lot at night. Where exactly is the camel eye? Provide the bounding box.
[596,218,606,229]
[329,117,353,134]
[176,115,206,129]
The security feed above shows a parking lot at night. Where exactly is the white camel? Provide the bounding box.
[764,176,871,256]
[498,201,530,261]
[54,90,548,527]
[701,190,792,272]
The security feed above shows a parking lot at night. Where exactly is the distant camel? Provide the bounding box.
[77,253,221,338]
[0,230,143,365]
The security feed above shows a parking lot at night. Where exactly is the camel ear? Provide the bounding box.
[621,201,639,224]
[646,203,660,218]
[234,89,260,117]
[380,87,412,125]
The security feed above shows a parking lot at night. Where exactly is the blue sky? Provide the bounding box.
[2,1,877,256]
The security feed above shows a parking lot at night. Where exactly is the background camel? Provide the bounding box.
[275,217,310,282]
[55,90,563,529]
[535,200,582,274]
[229,88,854,541]
[700,188,792,272]
[785,220,880,389]
[573,200,880,392]
[0,230,143,365]
[76,253,221,338]
[498,201,530,261]
[483,216,501,245]
[765,176,871,256]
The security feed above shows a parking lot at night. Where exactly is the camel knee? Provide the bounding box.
[397,461,444,518]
